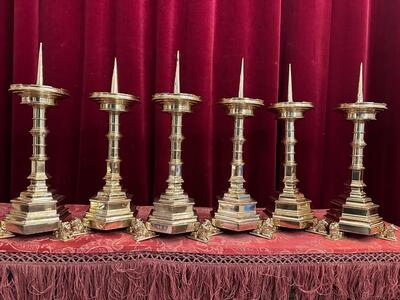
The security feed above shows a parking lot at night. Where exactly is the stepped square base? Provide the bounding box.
[148,195,198,234]
[213,195,259,232]
[5,198,61,235]
[272,195,314,229]
[326,195,384,235]
[84,195,133,230]
[339,201,383,235]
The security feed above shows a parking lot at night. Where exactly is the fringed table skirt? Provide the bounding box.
[0,205,399,300]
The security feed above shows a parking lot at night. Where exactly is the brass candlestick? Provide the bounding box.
[267,65,314,230]
[213,59,263,232]
[148,51,201,234]
[5,43,70,235]
[84,58,139,230]
[325,64,391,237]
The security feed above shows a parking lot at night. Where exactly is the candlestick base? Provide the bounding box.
[84,192,133,230]
[271,193,314,229]
[148,195,198,234]
[5,196,61,235]
[326,195,384,235]
[213,194,259,232]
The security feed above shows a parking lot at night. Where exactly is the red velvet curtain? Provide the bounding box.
[0,0,399,224]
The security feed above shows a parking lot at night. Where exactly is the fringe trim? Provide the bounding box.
[0,252,399,300]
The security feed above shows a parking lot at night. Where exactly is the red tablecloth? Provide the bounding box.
[0,204,399,300]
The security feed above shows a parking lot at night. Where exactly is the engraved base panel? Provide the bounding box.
[84,196,133,230]
[339,201,383,235]
[5,198,60,235]
[271,195,314,229]
[213,196,259,232]
[148,196,198,234]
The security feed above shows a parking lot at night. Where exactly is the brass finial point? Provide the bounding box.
[36,42,43,86]
[174,51,180,94]
[111,57,119,94]
[238,57,244,98]
[288,64,293,102]
[357,63,364,103]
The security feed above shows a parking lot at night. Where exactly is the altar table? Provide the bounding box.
[0,204,399,300]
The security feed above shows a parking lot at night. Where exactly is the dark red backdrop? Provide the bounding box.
[0,0,399,224]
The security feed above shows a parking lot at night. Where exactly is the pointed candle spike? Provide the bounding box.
[357,63,364,103]
[111,57,119,93]
[173,51,180,94]
[287,64,293,102]
[36,42,43,86]
[238,58,244,98]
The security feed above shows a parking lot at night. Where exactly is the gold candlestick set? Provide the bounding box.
[213,59,263,232]
[3,44,70,236]
[323,64,393,240]
[148,52,201,235]
[0,44,396,243]
[83,59,138,230]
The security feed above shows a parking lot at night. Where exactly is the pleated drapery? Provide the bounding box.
[0,0,399,224]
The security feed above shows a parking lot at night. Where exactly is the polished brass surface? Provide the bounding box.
[84,59,139,230]
[326,222,344,240]
[268,65,315,229]
[0,221,14,239]
[148,51,201,234]
[306,217,329,236]
[188,220,221,243]
[377,223,397,241]
[127,218,158,241]
[5,43,70,235]
[325,64,387,236]
[54,218,90,241]
[213,59,263,232]
[249,218,278,240]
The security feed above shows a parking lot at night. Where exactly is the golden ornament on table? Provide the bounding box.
[325,63,396,241]
[83,58,139,231]
[148,51,201,235]
[5,43,70,235]
[212,58,263,233]
[253,64,315,240]
[54,217,90,242]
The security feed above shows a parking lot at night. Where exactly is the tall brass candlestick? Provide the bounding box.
[267,65,314,229]
[84,58,139,230]
[5,43,70,235]
[148,51,201,234]
[325,64,387,235]
[213,59,263,232]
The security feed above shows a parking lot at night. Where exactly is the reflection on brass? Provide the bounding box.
[326,222,344,240]
[5,43,70,235]
[325,64,387,236]
[268,65,315,230]
[0,221,14,239]
[148,51,201,234]
[377,223,397,241]
[188,220,221,243]
[84,59,139,230]
[213,59,263,232]
[127,218,158,241]
[54,218,90,241]
[250,218,277,240]
[306,217,329,236]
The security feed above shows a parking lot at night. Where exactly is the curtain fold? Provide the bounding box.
[1,0,399,224]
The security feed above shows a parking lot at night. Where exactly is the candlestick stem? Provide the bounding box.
[27,106,50,195]
[166,112,184,195]
[103,111,122,193]
[282,119,299,195]
[228,116,246,195]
